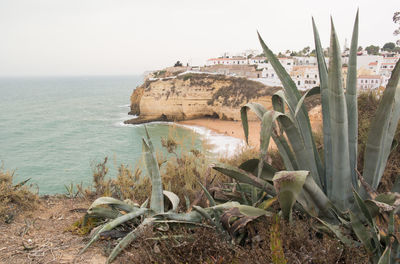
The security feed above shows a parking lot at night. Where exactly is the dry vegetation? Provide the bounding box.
[0,165,38,223]
[3,92,398,263]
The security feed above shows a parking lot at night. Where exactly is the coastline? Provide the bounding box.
[177,118,260,148]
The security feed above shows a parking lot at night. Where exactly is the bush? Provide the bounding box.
[0,165,38,223]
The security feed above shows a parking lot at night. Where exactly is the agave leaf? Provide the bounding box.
[315,217,355,246]
[106,217,154,264]
[312,17,331,194]
[142,137,164,214]
[375,193,400,206]
[258,196,278,210]
[327,19,352,210]
[345,10,359,188]
[349,211,375,253]
[353,189,375,227]
[140,198,149,208]
[363,60,400,191]
[272,133,298,170]
[236,183,251,205]
[294,86,320,117]
[273,171,308,222]
[88,197,136,213]
[197,180,216,206]
[271,90,287,115]
[158,211,203,222]
[269,114,331,215]
[239,159,276,182]
[377,246,391,264]
[87,207,120,219]
[163,190,180,212]
[193,205,224,234]
[241,102,267,143]
[236,204,272,217]
[240,101,297,171]
[80,207,148,255]
[256,111,280,202]
[258,31,323,186]
[184,195,191,212]
[212,162,275,195]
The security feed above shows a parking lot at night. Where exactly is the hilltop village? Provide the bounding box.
[147,46,400,92]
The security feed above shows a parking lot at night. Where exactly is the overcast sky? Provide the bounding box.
[0,0,398,76]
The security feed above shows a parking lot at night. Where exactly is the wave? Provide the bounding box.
[176,124,246,157]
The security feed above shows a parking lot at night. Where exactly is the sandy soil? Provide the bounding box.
[0,196,106,264]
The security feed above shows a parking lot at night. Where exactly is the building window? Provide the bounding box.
[298,81,300,85]
[313,80,316,84]
[306,75,309,78]
[315,74,317,78]
[361,80,363,83]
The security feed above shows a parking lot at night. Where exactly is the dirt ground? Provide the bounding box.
[0,196,106,264]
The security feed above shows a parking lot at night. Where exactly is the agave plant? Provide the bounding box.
[78,127,272,263]
[216,10,400,217]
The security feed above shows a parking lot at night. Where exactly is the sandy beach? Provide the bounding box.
[177,106,322,150]
[178,118,261,148]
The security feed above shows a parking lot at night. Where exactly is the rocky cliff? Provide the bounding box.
[125,73,281,124]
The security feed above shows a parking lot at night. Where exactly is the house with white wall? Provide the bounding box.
[290,66,319,90]
[357,75,381,90]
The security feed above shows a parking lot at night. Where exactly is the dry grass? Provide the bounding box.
[0,165,38,223]
[115,213,368,264]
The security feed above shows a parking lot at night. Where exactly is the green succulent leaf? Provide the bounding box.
[80,207,148,255]
[212,162,275,195]
[239,159,277,182]
[106,217,154,264]
[294,86,320,117]
[346,10,359,188]
[327,19,352,210]
[142,136,164,214]
[312,17,331,194]
[363,60,400,191]
[377,246,391,264]
[163,190,180,212]
[273,171,308,222]
[88,197,136,213]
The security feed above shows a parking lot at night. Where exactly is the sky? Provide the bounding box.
[0,0,398,76]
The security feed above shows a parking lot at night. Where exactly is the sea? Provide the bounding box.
[0,75,244,194]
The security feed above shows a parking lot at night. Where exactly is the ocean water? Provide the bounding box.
[0,76,212,194]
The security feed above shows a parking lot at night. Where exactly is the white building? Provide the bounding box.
[357,75,381,90]
[206,57,248,66]
[293,56,318,66]
[290,66,319,90]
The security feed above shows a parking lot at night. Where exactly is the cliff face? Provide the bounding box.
[126,73,280,124]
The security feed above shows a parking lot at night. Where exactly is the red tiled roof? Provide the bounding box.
[207,58,246,61]
[358,75,380,79]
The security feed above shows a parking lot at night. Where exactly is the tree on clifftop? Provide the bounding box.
[174,61,183,67]
[365,45,380,55]
[383,42,396,51]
